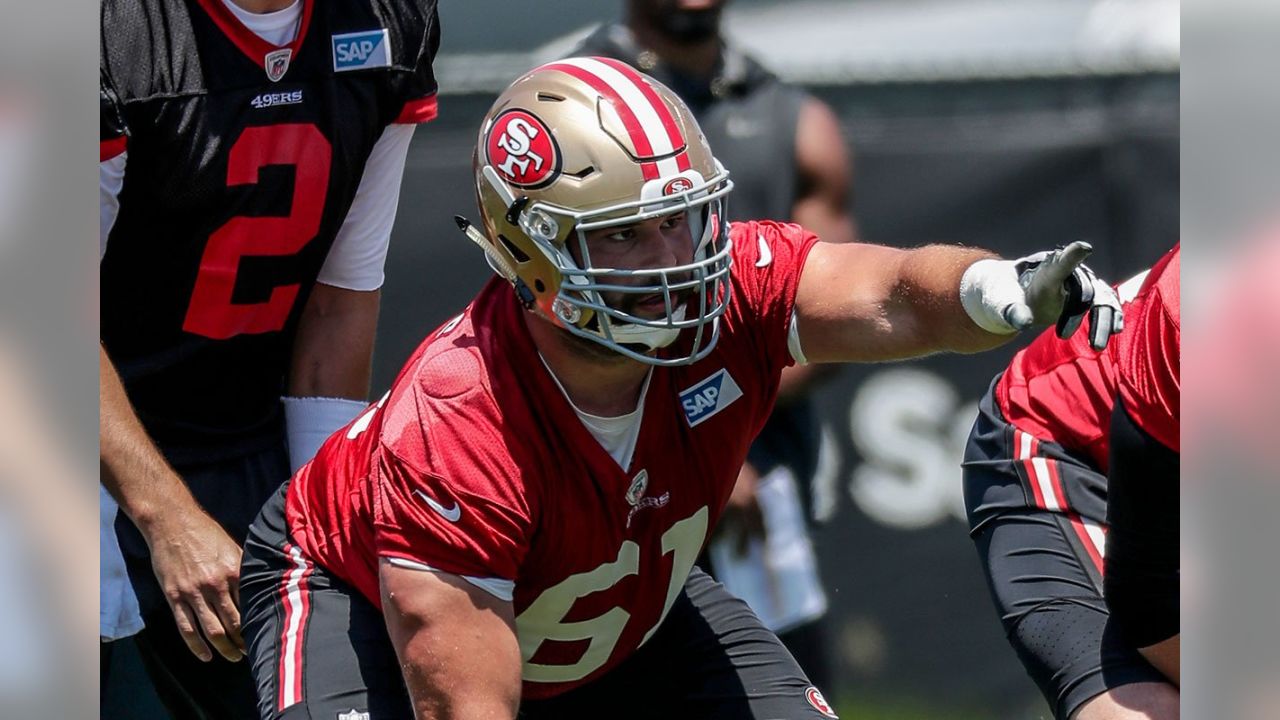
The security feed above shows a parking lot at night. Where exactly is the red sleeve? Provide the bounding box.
[372,447,532,580]
[100,136,127,162]
[725,220,820,371]
[100,72,128,160]
[370,368,534,580]
[1116,250,1180,452]
[394,93,438,125]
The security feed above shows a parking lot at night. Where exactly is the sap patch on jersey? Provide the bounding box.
[679,369,744,428]
[332,29,391,72]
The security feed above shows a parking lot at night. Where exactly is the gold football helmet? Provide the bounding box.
[467,56,733,366]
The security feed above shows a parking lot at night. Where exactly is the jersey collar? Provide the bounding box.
[193,0,315,81]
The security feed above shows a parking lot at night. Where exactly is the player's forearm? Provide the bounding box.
[400,657,521,720]
[796,242,1008,362]
[99,344,200,530]
[889,245,1010,355]
[288,284,380,399]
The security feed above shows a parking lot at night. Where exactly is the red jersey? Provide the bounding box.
[997,245,1180,469]
[1184,232,1280,459]
[284,220,817,698]
[1113,247,1180,451]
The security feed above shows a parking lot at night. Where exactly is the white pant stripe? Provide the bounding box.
[1030,456,1062,511]
[280,545,309,709]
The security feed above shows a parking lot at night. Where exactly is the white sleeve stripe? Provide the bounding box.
[383,557,516,602]
[316,123,416,291]
[100,152,127,260]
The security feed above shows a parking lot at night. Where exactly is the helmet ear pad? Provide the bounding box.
[472,57,735,366]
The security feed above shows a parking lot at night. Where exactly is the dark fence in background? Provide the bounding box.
[374,72,1178,718]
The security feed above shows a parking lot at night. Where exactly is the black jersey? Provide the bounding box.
[100,0,439,463]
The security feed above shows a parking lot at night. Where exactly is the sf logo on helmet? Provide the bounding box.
[663,177,694,196]
[487,109,560,188]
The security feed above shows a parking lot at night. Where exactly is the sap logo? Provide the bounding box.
[332,29,391,72]
[250,90,303,109]
[678,369,743,428]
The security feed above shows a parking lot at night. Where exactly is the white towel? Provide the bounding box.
[100,486,143,640]
[708,466,828,634]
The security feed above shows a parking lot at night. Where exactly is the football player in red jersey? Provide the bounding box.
[239,57,1122,720]
[1104,247,1180,687]
[962,246,1180,719]
[99,0,439,716]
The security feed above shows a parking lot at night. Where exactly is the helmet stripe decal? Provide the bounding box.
[591,57,692,174]
[542,61,659,179]
[544,58,689,180]
[573,57,691,176]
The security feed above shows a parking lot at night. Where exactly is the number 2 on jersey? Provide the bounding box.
[183,123,331,339]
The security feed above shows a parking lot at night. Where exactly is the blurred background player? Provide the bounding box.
[573,0,856,687]
[237,57,1121,720]
[961,245,1180,719]
[1104,244,1180,686]
[99,0,440,716]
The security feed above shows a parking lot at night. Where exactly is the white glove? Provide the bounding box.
[960,241,1124,350]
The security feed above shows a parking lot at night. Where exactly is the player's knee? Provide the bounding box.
[1072,682,1179,720]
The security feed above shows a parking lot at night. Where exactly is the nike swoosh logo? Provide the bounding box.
[413,489,461,522]
[756,233,773,268]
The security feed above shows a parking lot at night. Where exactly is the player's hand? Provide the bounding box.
[716,462,765,557]
[142,509,246,662]
[1011,242,1124,349]
[961,241,1124,350]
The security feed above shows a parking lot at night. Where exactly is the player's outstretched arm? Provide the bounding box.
[99,344,245,662]
[793,241,1123,363]
[793,242,1002,362]
[381,559,522,720]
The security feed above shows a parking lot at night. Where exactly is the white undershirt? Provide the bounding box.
[221,0,301,46]
[539,354,651,470]
[99,0,419,291]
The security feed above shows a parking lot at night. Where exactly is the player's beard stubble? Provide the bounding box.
[554,283,696,364]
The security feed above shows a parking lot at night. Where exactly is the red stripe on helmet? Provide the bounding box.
[591,57,691,172]
[542,61,661,180]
